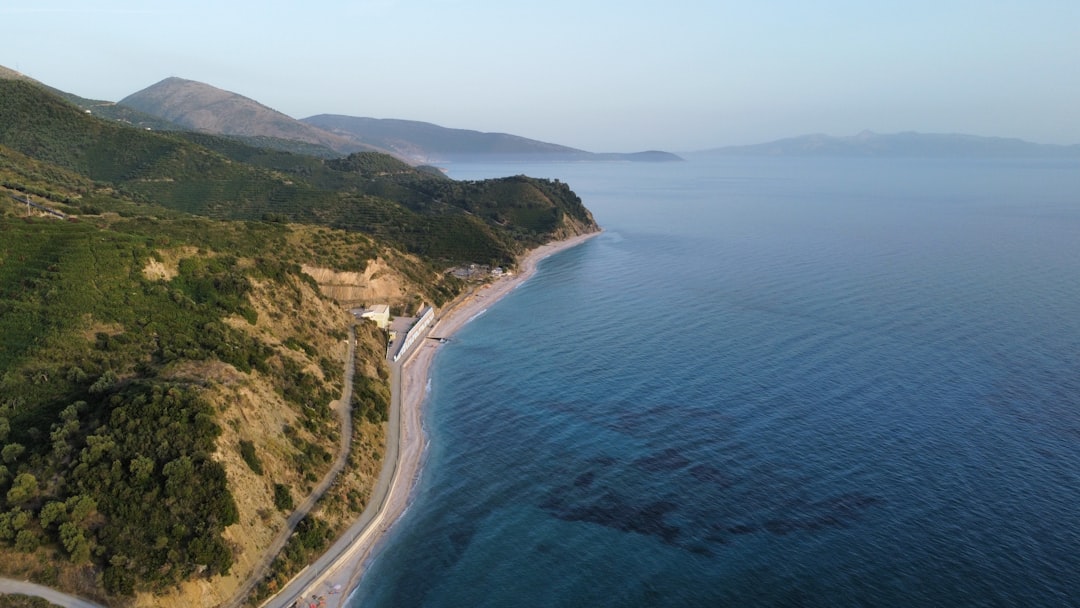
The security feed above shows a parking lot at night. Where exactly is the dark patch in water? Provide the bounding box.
[448,526,476,554]
[633,448,691,472]
[546,492,682,545]
[727,523,757,535]
[689,463,735,488]
[574,471,596,488]
[688,543,714,557]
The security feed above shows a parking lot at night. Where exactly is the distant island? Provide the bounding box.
[699,131,1080,158]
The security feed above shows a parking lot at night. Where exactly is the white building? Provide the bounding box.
[355,304,391,329]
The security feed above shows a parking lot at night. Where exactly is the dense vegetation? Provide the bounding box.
[0,217,294,592]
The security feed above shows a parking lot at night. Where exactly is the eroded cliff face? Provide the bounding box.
[301,259,413,309]
[553,207,601,241]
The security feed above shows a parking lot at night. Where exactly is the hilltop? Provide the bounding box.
[700,131,1080,158]
[118,77,376,156]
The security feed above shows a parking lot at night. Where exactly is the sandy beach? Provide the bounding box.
[269,231,599,608]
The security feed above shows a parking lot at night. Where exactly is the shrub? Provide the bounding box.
[273,483,293,511]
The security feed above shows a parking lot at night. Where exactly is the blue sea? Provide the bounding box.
[350,157,1080,607]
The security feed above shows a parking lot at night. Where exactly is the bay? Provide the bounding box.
[350,156,1080,607]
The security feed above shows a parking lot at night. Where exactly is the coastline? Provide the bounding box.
[270,231,600,607]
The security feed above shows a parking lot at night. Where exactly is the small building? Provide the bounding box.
[354,304,390,329]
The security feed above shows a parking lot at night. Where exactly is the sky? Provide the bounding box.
[3,0,1079,152]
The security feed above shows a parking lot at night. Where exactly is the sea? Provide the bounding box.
[349,156,1080,607]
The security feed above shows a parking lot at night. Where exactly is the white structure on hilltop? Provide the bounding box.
[356,304,391,329]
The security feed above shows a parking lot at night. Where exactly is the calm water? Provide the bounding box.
[350,157,1080,607]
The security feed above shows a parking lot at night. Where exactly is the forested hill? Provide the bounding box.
[0,79,598,266]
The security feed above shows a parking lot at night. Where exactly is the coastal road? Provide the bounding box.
[224,327,357,608]
[259,353,407,608]
[261,297,458,607]
[0,579,103,608]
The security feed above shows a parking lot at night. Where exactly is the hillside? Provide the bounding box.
[0,75,598,606]
[303,114,684,163]
[118,78,377,156]
[700,131,1080,158]
[0,79,598,267]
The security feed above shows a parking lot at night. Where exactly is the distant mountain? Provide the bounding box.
[119,77,378,155]
[701,131,1080,158]
[302,114,683,163]
[116,78,680,163]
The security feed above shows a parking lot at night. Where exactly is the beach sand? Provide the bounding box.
[271,231,599,608]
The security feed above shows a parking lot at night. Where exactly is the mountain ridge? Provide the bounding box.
[114,76,681,163]
[302,114,683,163]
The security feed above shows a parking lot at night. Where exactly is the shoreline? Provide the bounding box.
[269,231,600,607]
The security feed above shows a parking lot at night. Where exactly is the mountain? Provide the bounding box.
[302,115,683,163]
[115,76,680,163]
[701,131,1080,158]
[119,77,378,155]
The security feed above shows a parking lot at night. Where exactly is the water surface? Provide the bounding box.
[352,157,1080,607]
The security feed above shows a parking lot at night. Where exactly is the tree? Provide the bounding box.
[59,521,91,563]
[1,442,24,465]
[39,500,67,530]
[6,473,38,505]
[14,528,39,552]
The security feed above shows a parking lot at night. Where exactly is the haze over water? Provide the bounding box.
[351,157,1080,606]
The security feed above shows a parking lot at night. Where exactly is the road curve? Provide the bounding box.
[0,578,104,608]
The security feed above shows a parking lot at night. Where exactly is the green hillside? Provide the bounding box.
[0,79,597,266]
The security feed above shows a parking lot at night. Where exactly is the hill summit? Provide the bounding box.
[119,77,374,154]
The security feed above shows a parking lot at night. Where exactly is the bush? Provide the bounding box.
[239,439,263,475]
[273,483,293,511]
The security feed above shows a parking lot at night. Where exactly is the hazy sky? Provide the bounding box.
[4,0,1079,152]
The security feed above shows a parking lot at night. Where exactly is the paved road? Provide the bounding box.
[0,579,103,608]
[259,354,406,608]
[224,327,358,608]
